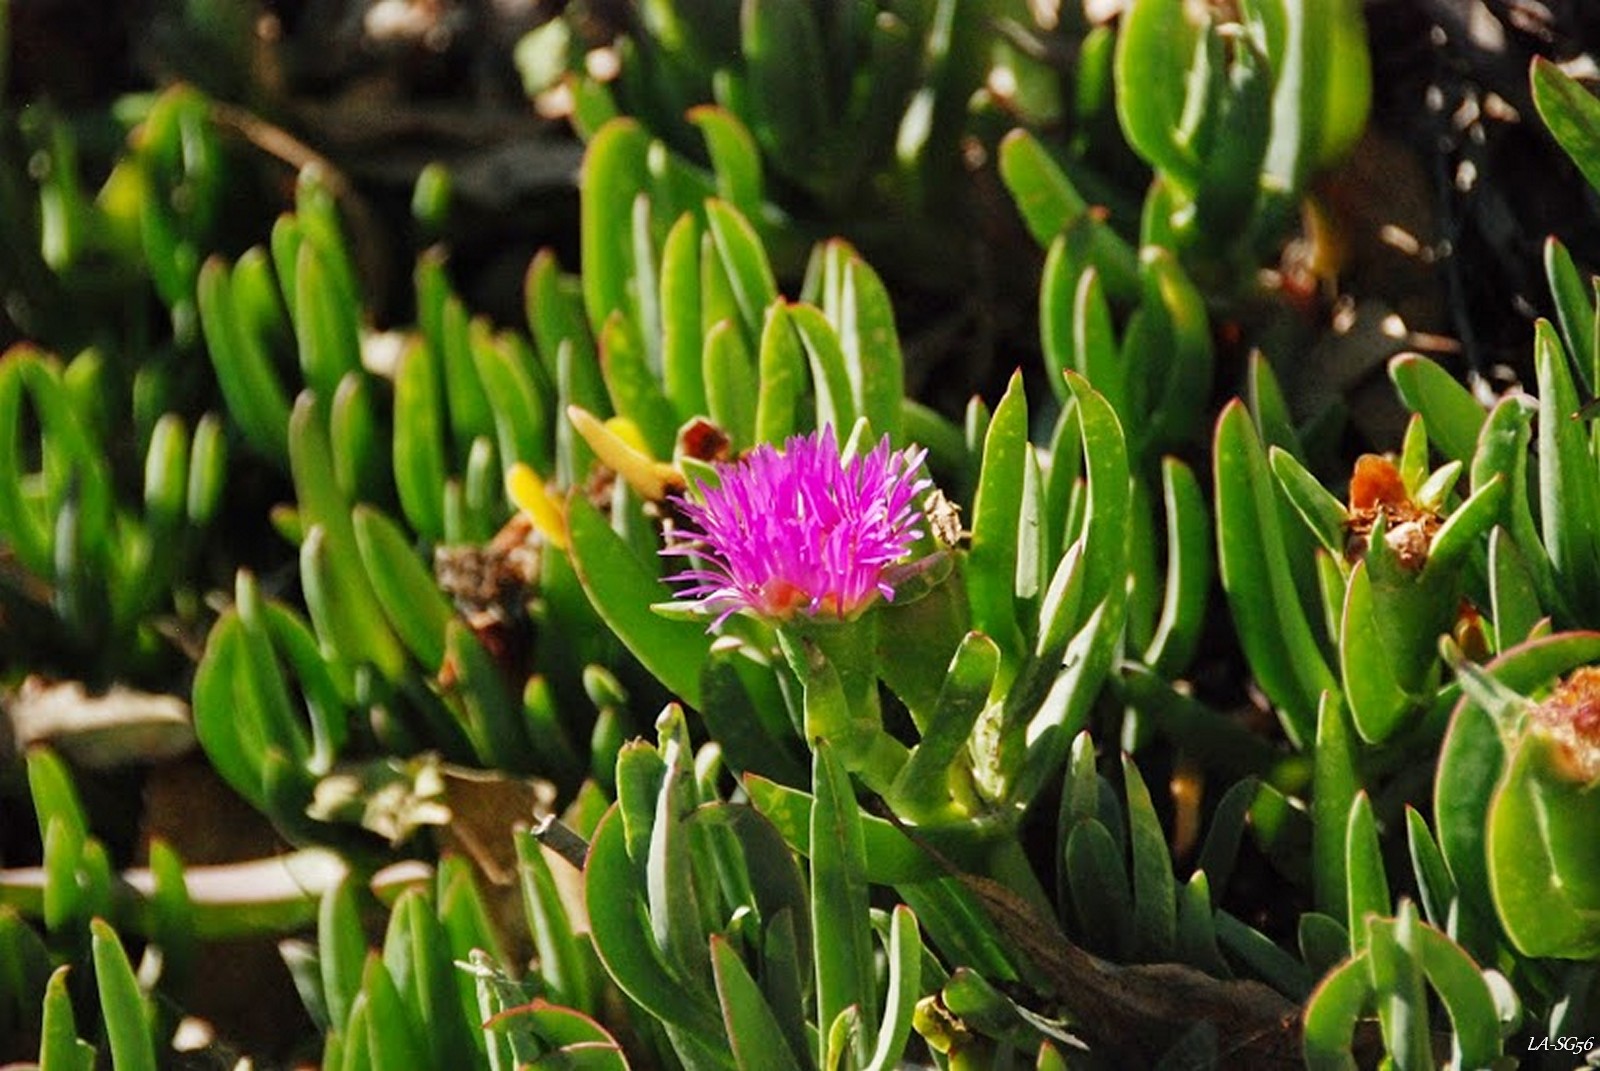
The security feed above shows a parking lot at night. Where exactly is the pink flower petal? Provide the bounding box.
[662,427,931,625]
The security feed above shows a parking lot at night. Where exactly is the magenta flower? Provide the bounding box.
[663,427,931,627]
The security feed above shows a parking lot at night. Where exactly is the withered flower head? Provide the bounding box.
[1528,666,1600,784]
[1343,454,1440,569]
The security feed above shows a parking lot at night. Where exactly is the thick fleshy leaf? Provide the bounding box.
[1123,754,1176,961]
[1301,952,1372,1071]
[1112,0,1201,185]
[710,935,805,1071]
[1488,737,1600,958]
[1544,235,1598,391]
[967,371,1028,667]
[703,318,759,453]
[353,506,454,675]
[1312,693,1357,920]
[789,303,858,436]
[1388,354,1485,466]
[1536,319,1600,620]
[1268,446,1347,560]
[566,493,710,708]
[584,806,725,1040]
[197,255,292,460]
[811,740,877,1050]
[889,631,998,818]
[1144,458,1212,674]
[1064,818,1134,959]
[1533,56,1600,198]
[754,301,804,444]
[997,130,1138,298]
[690,106,763,218]
[1214,400,1336,745]
[1437,632,1600,953]
[705,199,778,347]
[391,344,449,542]
[863,904,921,1071]
[1339,561,1414,744]
[1343,794,1389,955]
[580,119,650,334]
[1414,921,1503,1069]
[90,919,156,1071]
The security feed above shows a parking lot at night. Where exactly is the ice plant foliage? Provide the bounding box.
[663,427,931,627]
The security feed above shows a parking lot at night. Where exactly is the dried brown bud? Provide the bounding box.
[1343,455,1439,569]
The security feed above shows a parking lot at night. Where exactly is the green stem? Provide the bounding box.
[776,615,908,793]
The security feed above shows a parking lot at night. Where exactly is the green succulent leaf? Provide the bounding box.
[741,0,827,187]
[293,241,362,403]
[1344,794,1390,955]
[661,213,709,423]
[1339,561,1416,744]
[1402,808,1456,936]
[745,774,970,885]
[1144,458,1212,675]
[580,119,651,335]
[1268,446,1348,561]
[1412,919,1502,1068]
[1437,632,1600,953]
[90,919,156,1071]
[1488,734,1600,959]
[703,318,759,453]
[197,256,292,460]
[568,493,710,707]
[967,370,1028,670]
[997,130,1139,299]
[810,739,877,1056]
[1064,817,1134,959]
[1544,235,1598,392]
[1123,754,1176,961]
[690,106,764,218]
[391,343,449,543]
[585,805,726,1041]
[1302,951,1372,1071]
[599,310,677,459]
[1388,354,1485,466]
[753,300,805,445]
[823,246,904,442]
[351,506,454,675]
[1365,909,1431,1070]
[889,631,998,818]
[359,950,429,1071]
[1214,400,1337,745]
[1488,528,1542,653]
[38,964,93,1071]
[300,522,407,683]
[1298,912,1350,980]
[1471,396,1559,620]
[1113,0,1201,186]
[863,905,922,1071]
[1536,319,1600,620]
[1532,56,1600,200]
[1312,693,1357,921]
[1248,0,1371,188]
[705,199,779,347]
[789,303,859,436]
[710,935,806,1071]
[27,747,89,848]
[514,827,597,1013]
[1424,475,1503,576]
[470,327,552,475]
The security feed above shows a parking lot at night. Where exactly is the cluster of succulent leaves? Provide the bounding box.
[14,1,1600,1069]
